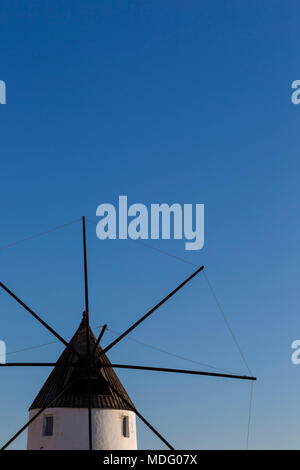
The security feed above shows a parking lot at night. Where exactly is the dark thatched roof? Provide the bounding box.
[29,316,134,411]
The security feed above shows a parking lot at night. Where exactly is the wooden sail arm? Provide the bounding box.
[0,281,80,358]
[99,265,205,358]
[99,374,174,450]
[0,362,257,381]
[0,379,76,451]
[92,324,107,357]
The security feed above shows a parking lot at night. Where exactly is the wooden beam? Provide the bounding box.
[99,266,205,357]
[100,374,174,450]
[92,324,107,356]
[1,379,76,450]
[82,216,93,451]
[0,281,80,358]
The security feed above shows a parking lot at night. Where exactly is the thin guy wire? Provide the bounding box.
[1,325,240,375]
[0,218,81,252]
[86,217,253,376]
[104,326,244,376]
[246,381,254,449]
[202,271,253,376]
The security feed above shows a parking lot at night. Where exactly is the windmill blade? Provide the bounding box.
[82,216,93,451]
[99,363,256,381]
[0,363,256,381]
[99,265,204,357]
[0,379,76,450]
[99,374,174,450]
[0,363,77,367]
[92,324,107,356]
[0,363,59,367]
[0,281,80,358]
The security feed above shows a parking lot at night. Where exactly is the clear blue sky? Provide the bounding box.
[0,1,299,449]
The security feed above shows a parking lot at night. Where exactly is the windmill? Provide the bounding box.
[0,217,256,450]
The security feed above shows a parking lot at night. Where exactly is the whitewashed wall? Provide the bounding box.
[27,408,137,450]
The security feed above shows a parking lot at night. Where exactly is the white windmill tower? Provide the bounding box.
[27,313,137,450]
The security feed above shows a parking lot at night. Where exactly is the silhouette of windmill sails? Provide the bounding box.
[0,217,256,450]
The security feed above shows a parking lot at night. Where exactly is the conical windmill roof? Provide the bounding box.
[29,316,134,411]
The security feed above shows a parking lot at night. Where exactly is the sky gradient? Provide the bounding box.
[0,1,299,449]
